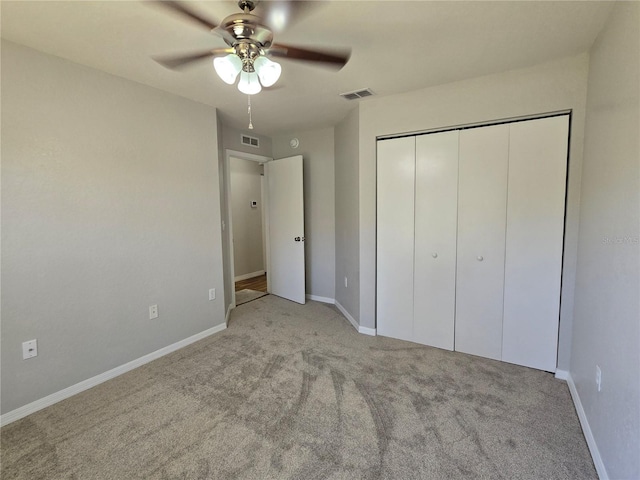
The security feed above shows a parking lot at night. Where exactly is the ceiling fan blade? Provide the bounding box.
[268,43,351,69]
[254,0,326,33]
[153,48,232,70]
[149,1,219,30]
[263,84,285,92]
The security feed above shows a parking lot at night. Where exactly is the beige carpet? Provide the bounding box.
[1,295,596,479]
[235,288,268,306]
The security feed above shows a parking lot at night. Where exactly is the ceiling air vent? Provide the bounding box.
[241,134,260,148]
[339,88,374,100]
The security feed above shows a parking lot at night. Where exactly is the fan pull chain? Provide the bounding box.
[247,95,254,130]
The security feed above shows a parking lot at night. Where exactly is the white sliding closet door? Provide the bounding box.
[502,116,569,371]
[414,131,459,350]
[455,125,509,360]
[377,137,415,342]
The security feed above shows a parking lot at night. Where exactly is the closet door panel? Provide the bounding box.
[502,116,569,371]
[455,125,509,360]
[376,137,416,342]
[414,131,459,350]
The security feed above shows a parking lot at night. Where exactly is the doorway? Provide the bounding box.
[224,150,306,308]
[225,149,271,307]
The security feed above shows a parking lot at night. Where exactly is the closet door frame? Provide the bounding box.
[375,111,571,372]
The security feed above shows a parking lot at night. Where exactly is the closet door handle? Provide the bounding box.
[432,253,438,258]
[477,255,484,261]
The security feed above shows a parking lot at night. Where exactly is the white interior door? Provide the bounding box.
[414,131,459,350]
[376,137,416,341]
[266,155,306,304]
[502,116,569,371]
[455,124,509,361]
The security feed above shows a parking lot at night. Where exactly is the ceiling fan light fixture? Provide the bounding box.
[213,54,242,84]
[238,70,262,95]
[153,0,352,128]
[254,56,281,87]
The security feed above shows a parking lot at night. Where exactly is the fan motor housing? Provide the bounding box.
[220,13,273,48]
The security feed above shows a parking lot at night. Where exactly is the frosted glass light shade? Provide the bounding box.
[213,54,242,85]
[238,71,262,95]
[254,56,281,87]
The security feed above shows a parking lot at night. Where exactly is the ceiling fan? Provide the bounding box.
[152,0,351,96]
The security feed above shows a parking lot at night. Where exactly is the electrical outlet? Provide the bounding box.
[149,304,158,320]
[596,365,602,392]
[209,288,216,301]
[22,339,38,359]
[344,276,348,288]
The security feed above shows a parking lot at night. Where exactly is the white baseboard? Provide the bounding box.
[555,369,569,380]
[560,371,608,479]
[358,325,377,336]
[335,300,358,331]
[0,323,227,427]
[306,294,335,304]
[334,301,376,336]
[234,270,265,282]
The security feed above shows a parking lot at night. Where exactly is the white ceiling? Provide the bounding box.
[1,1,613,136]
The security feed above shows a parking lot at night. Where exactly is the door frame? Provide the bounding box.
[224,149,272,309]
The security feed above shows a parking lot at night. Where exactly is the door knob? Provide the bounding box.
[294,237,301,242]
[477,256,484,261]
[432,253,438,258]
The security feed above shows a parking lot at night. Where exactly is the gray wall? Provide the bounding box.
[230,157,264,278]
[1,41,226,414]
[273,128,336,300]
[570,3,639,478]
[357,54,589,367]
[334,108,360,321]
